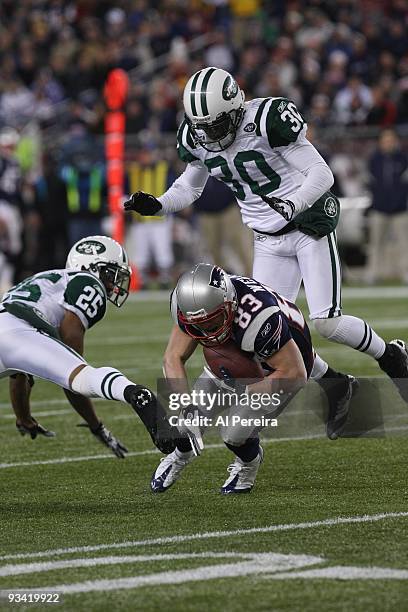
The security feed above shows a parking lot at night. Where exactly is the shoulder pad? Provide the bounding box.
[265,98,306,148]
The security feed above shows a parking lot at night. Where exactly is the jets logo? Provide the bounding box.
[76,240,106,255]
[324,197,338,218]
[277,100,288,113]
[244,122,256,133]
[222,76,238,101]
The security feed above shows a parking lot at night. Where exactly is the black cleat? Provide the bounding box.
[16,419,56,439]
[378,339,408,402]
[325,375,359,440]
[126,385,176,455]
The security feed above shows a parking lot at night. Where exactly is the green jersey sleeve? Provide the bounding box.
[176,120,200,163]
[63,273,107,329]
[265,98,306,148]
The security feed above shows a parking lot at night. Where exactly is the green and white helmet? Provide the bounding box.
[66,235,131,307]
[183,67,245,152]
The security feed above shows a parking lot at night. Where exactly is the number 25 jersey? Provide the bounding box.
[2,269,107,331]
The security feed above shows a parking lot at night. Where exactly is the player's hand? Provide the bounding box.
[90,422,128,458]
[123,191,163,215]
[178,404,204,456]
[262,195,295,223]
[219,366,247,395]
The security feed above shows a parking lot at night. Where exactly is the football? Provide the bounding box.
[203,339,264,381]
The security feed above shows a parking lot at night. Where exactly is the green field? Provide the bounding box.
[0,288,408,611]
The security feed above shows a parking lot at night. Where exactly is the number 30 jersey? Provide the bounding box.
[177,97,315,233]
[2,269,107,331]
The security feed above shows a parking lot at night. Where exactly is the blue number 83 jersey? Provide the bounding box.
[230,276,314,377]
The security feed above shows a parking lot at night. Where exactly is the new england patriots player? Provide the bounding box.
[151,263,356,495]
[124,67,408,402]
[0,235,176,456]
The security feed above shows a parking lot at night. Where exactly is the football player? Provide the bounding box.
[151,263,356,495]
[0,235,176,456]
[124,67,408,402]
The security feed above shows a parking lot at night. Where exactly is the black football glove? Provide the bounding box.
[123,191,163,216]
[88,422,128,458]
[178,404,204,456]
[219,366,247,395]
[262,195,295,223]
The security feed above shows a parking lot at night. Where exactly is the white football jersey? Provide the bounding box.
[177,97,312,233]
[2,269,107,331]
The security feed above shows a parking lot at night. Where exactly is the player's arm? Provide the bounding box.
[163,324,198,393]
[124,162,208,216]
[247,338,307,395]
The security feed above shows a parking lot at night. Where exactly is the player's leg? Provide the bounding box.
[297,231,408,400]
[152,218,174,288]
[252,232,302,302]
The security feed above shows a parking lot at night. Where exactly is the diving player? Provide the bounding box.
[0,235,176,456]
[124,67,408,402]
[151,263,355,495]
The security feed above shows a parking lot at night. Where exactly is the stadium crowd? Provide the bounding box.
[0,0,407,290]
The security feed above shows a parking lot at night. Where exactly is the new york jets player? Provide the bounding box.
[151,263,354,495]
[0,235,176,456]
[124,67,408,400]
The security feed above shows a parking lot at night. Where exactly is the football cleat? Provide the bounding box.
[220,447,264,495]
[378,339,408,402]
[16,419,56,439]
[126,384,177,455]
[150,448,195,493]
[326,375,359,440]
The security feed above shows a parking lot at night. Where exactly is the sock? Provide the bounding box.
[225,437,260,463]
[310,353,329,380]
[176,437,194,453]
[175,445,194,457]
[71,366,134,401]
[319,315,386,359]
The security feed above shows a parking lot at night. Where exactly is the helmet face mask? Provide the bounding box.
[183,67,245,153]
[66,236,131,308]
[173,263,237,346]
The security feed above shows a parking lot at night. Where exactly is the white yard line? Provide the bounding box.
[1,511,407,562]
[269,566,408,580]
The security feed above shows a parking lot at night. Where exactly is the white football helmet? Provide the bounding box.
[66,235,131,307]
[183,67,245,152]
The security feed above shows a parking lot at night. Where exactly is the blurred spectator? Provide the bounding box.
[333,75,373,125]
[366,84,397,127]
[60,135,107,246]
[194,177,252,276]
[33,153,68,270]
[366,129,408,284]
[0,128,23,294]
[126,149,175,289]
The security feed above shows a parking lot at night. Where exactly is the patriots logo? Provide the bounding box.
[209,266,226,290]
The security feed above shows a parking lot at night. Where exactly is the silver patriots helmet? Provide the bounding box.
[172,263,237,345]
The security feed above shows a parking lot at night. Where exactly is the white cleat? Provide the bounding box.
[150,449,195,493]
[220,447,264,495]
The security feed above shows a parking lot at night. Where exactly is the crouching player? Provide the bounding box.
[0,235,176,456]
[151,263,357,494]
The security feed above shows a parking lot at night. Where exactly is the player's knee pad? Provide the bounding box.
[313,317,343,340]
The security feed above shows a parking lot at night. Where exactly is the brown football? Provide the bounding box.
[203,340,264,381]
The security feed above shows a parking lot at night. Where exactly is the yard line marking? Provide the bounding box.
[13,553,323,593]
[2,425,408,470]
[1,512,407,562]
[269,566,408,580]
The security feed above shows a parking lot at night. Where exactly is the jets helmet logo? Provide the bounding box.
[324,197,338,218]
[222,76,238,101]
[76,240,107,255]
